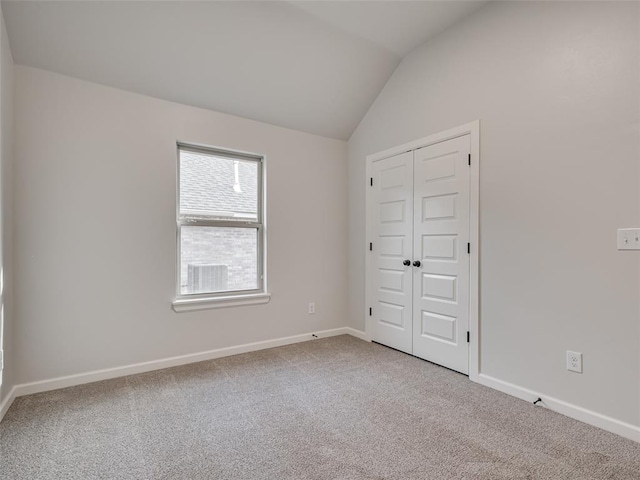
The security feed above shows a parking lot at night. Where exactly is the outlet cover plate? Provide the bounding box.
[567,350,583,373]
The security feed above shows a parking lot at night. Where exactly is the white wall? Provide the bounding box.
[13,66,348,384]
[0,8,14,408]
[348,1,640,426]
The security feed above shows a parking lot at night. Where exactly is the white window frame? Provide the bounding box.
[172,142,270,312]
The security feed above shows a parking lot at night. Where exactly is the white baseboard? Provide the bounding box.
[1,327,365,422]
[9,330,635,445]
[0,385,17,422]
[477,373,640,443]
[343,327,369,341]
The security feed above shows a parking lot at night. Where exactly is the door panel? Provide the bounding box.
[413,135,470,374]
[370,152,413,354]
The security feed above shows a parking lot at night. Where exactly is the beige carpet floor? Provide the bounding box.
[1,335,639,479]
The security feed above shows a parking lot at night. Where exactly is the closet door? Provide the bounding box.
[412,135,471,374]
[369,151,414,354]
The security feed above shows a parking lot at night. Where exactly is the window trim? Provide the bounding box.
[173,142,268,311]
[172,292,271,312]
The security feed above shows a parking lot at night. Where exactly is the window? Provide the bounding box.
[173,143,268,311]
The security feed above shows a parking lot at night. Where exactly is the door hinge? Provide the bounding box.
[467,243,471,254]
[369,307,372,316]
[468,154,471,166]
[466,331,470,343]
[369,242,373,251]
[370,177,373,186]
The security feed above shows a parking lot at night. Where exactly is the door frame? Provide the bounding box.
[365,120,480,381]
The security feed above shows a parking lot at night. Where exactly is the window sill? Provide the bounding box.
[172,293,271,312]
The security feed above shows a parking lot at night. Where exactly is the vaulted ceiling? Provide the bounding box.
[2,1,487,140]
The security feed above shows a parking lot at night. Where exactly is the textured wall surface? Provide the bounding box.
[13,66,348,385]
[348,1,640,425]
[0,8,14,409]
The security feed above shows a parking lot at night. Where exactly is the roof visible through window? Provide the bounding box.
[180,150,258,220]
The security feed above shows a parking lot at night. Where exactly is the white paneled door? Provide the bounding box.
[369,151,414,354]
[413,135,470,374]
[368,134,471,374]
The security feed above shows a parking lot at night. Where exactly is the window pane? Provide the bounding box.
[180,226,258,295]
[180,150,258,221]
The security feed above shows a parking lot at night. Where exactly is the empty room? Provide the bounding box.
[0,0,639,478]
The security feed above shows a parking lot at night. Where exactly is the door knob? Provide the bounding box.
[413,260,421,267]
[403,259,411,266]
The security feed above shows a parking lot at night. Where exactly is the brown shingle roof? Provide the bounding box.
[180,151,258,219]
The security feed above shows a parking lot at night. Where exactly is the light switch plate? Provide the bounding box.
[617,228,640,250]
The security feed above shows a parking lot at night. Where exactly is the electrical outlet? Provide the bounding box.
[567,351,582,373]
[308,302,316,314]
